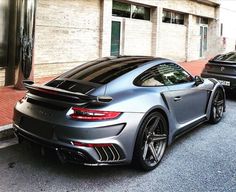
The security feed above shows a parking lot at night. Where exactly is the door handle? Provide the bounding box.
[174,96,182,102]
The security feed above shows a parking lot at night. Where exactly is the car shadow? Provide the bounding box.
[164,122,209,154]
[2,112,226,180]
[4,141,148,179]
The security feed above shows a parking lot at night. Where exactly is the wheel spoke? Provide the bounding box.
[148,142,158,162]
[149,117,160,133]
[151,134,167,141]
[215,91,220,101]
[213,107,217,118]
[216,100,224,106]
[216,107,223,117]
[142,141,149,160]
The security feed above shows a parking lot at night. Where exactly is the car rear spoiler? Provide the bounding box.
[23,80,112,103]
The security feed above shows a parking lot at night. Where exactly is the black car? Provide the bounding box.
[201,52,236,89]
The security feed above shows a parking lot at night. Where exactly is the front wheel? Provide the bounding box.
[133,112,168,171]
[209,88,225,124]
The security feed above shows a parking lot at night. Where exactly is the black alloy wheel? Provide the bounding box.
[209,88,224,124]
[133,111,168,171]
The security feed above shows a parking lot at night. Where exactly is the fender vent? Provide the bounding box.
[94,144,125,162]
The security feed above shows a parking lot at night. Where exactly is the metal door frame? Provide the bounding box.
[200,24,208,58]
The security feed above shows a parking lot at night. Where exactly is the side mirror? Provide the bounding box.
[194,76,204,86]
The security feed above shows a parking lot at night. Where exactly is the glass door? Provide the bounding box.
[200,25,208,57]
[111,21,121,56]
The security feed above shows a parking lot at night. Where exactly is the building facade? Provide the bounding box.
[219,0,236,53]
[0,0,221,86]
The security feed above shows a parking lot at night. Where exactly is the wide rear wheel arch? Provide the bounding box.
[132,109,169,171]
[209,87,225,124]
[139,108,170,138]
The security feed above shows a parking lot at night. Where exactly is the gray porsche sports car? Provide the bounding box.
[13,56,226,171]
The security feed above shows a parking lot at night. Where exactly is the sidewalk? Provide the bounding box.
[0,76,56,128]
[0,59,207,129]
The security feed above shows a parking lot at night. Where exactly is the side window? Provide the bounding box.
[134,63,193,87]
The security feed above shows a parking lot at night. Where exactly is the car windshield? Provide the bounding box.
[212,52,236,62]
[60,57,154,84]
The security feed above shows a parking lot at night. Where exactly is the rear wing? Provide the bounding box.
[23,81,112,103]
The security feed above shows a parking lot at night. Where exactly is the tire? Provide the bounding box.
[132,111,168,171]
[209,88,225,124]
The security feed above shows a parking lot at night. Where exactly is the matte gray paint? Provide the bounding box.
[13,57,225,165]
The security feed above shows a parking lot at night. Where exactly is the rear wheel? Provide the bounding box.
[133,112,168,171]
[209,88,224,124]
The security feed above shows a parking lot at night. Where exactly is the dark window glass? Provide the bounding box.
[162,10,171,23]
[111,21,121,56]
[62,57,154,84]
[226,54,236,62]
[112,1,150,21]
[135,63,193,87]
[172,12,184,25]
[132,5,150,20]
[213,52,236,62]
[162,10,184,25]
[201,17,208,24]
[197,17,208,25]
[112,1,131,18]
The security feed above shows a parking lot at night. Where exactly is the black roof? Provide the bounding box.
[59,56,166,85]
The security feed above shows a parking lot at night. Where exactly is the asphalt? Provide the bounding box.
[0,124,14,140]
[0,93,235,192]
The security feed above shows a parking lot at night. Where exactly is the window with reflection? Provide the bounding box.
[134,63,193,87]
[162,10,185,25]
[112,1,131,18]
[132,5,150,20]
[112,1,150,21]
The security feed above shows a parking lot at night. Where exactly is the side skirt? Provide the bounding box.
[172,116,208,142]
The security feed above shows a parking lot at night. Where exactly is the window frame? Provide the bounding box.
[133,63,194,87]
[112,1,131,18]
[197,17,209,25]
[112,0,151,21]
[162,9,185,25]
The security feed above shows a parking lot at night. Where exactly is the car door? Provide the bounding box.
[158,63,209,125]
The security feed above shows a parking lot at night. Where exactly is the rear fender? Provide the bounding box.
[205,80,226,119]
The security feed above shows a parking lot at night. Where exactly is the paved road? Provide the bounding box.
[0,95,236,192]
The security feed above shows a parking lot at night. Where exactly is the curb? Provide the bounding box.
[0,124,15,140]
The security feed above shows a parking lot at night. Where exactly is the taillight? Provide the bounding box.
[69,107,121,121]
[72,141,112,147]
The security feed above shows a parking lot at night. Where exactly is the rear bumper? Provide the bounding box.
[201,71,236,88]
[13,98,145,165]
[13,123,127,166]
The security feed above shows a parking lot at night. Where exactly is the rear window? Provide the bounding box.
[212,52,236,62]
[61,57,154,84]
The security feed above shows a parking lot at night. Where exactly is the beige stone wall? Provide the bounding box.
[126,0,158,7]
[32,0,220,79]
[34,0,101,77]
[0,68,5,86]
[220,37,236,53]
[123,18,153,56]
[160,0,216,18]
[158,23,187,61]
[186,15,202,61]
[34,62,82,78]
